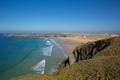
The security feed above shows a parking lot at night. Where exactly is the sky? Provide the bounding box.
[0,0,120,33]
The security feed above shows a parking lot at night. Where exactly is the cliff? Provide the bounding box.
[11,36,120,80]
[57,38,111,69]
[72,38,110,62]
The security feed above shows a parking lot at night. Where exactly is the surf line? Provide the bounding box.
[32,59,46,74]
[50,38,68,57]
[42,39,54,56]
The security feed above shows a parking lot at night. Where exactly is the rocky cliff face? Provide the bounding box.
[59,38,111,69]
[72,39,110,63]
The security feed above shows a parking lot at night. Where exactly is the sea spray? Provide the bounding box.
[32,59,46,74]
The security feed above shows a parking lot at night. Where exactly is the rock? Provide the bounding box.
[72,39,110,63]
[57,38,111,70]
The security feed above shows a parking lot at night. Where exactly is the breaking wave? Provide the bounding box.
[42,39,54,56]
[42,45,54,56]
[32,59,46,74]
[44,38,48,41]
[46,41,52,45]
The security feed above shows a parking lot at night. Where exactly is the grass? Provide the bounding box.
[11,36,120,80]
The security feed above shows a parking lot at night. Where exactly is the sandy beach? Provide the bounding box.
[57,38,83,56]
[57,34,119,57]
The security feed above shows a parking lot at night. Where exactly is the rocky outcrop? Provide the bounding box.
[57,57,70,70]
[58,38,111,69]
[72,39,110,62]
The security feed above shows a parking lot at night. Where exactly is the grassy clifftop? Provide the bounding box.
[11,36,120,80]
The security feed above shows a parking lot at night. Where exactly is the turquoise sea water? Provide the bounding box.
[0,34,66,80]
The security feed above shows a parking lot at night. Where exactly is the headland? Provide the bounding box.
[8,33,120,80]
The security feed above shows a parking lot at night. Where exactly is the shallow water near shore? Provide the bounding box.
[0,34,66,80]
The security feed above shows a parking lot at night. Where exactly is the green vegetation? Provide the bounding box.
[11,36,120,80]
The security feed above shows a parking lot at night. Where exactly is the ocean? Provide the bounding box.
[0,34,66,80]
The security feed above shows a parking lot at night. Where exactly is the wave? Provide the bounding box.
[46,41,52,45]
[44,37,48,41]
[43,38,68,58]
[42,45,54,56]
[42,39,54,56]
[50,39,68,57]
[50,39,62,49]
[32,59,46,74]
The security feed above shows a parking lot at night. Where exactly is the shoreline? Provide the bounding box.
[49,38,68,73]
[50,37,84,73]
[56,37,84,56]
[50,35,119,71]
[7,34,120,80]
[50,34,116,72]
[6,34,119,74]
[54,38,69,57]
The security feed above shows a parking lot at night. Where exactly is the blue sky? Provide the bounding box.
[0,0,120,33]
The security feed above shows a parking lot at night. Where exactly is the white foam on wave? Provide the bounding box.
[50,39,62,49]
[42,39,54,56]
[44,38,48,41]
[32,59,46,74]
[42,45,54,56]
[46,41,52,45]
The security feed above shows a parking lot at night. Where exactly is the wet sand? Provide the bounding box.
[56,37,84,57]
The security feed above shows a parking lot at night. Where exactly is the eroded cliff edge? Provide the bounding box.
[73,38,110,62]
[58,38,111,69]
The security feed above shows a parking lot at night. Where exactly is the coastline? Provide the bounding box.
[50,37,84,73]
[8,34,120,80]
[6,33,119,75]
[56,37,84,56]
[54,33,119,57]
[49,38,67,73]
[46,34,120,73]
[54,38,69,57]
[50,34,119,71]
[0,36,67,80]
